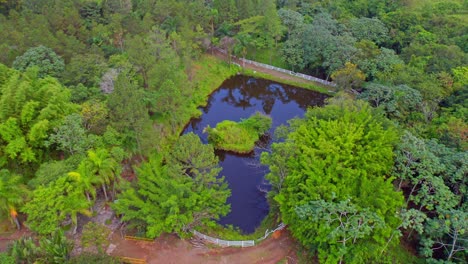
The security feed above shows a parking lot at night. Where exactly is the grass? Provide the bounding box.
[205,112,272,154]
[189,54,240,111]
[242,68,334,95]
[195,212,279,241]
[246,45,289,69]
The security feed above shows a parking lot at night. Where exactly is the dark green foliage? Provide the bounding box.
[12,45,65,78]
[348,17,389,45]
[107,71,151,153]
[28,156,81,189]
[46,114,89,156]
[358,83,423,120]
[63,54,108,87]
[205,112,272,153]
[393,131,467,261]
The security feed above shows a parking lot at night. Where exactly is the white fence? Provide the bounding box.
[214,48,336,87]
[192,223,286,248]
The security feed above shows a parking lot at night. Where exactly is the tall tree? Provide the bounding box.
[263,98,404,262]
[12,45,65,78]
[113,133,230,238]
[22,175,90,235]
[86,148,120,201]
[107,71,150,153]
[0,66,78,167]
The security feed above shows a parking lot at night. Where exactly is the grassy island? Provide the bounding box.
[204,112,272,154]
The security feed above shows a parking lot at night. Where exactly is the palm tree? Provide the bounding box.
[87,149,120,201]
[68,160,99,212]
[0,169,29,230]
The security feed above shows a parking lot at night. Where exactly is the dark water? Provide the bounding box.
[183,75,327,233]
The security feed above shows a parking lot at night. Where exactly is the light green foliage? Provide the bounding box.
[85,148,121,201]
[0,66,78,165]
[0,253,14,264]
[0,169,28,229]
[205,112,272,153]
[113,133,230,238]
[39,230,74,264]
[81,100,109,135]
[331,62,365,91]
[263,99,404,262]
[12,45,65,78]
[21,175,90,235]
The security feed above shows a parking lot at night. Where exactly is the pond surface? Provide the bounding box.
[183,75,327,233]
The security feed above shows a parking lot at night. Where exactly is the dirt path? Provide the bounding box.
[109,230,297,264]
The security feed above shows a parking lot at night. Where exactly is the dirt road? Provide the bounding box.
[109,230,297,264]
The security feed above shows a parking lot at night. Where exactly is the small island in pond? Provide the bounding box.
[204,112,272,154]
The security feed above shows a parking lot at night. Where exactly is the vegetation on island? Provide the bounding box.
[205,112,272,153]
[0,0,466,263]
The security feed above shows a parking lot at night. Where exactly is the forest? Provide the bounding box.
[0,0,466,263]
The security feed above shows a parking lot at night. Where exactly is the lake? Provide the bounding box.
[183,75,327,233]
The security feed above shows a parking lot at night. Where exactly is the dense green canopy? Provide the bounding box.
[263,99,404,262]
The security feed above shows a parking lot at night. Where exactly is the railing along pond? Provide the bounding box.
[192,223,286,248]
[214,48,336,88]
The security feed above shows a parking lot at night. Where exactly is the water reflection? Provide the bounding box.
[183,75,327,233]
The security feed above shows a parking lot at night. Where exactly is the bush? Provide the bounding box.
[205,112,272,153]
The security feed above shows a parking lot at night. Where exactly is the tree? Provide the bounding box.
[81,100,108,135]
[68,160,100,210]
[278,8,304,38]
[0,169,28,229]
[296,199,386,263]
[63,53,107,87]
[46,114,88,156]
[421,208,467,262]
[12,45,65,78]
[262,99,404,262]
[21,175,90,235]
[358,83,423,120]
[107,71,151,153]
[0,66,78,167]
[349,17,389,45]
[86,148,120,201]
[113,134,230,238]
[331,62,365,91]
